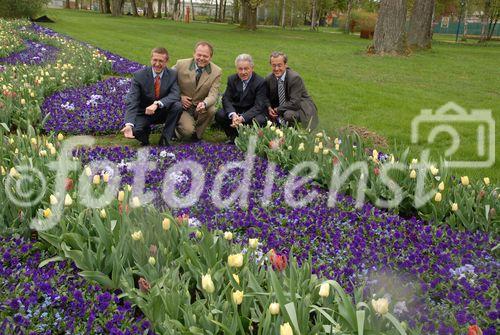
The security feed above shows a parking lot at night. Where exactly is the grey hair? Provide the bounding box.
[234,53,254,67]
[269,51,287,64]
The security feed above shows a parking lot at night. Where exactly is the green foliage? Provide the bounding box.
[0,0,50,18]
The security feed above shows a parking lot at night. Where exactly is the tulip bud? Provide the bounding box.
[195,230,202,239]
[117,190,125,202]
[30,138,37,145]
[269,302,280,315]
[318,142,323,150]
[434,192,442,202]
[50,147,57,156]
[483,177,490,186]
[64,194,73,206]
[335,143,340,151]
[131,231,143,241]
[224,231,233,240]
[451,203,458,212]
[92,174,100,185]
[57,133,64,141]
[280,322,293,335]
[49,195,58,205]
[372,149,379,161]
[322,149,329,155]
[248,238,259,249]
[9,167,20,178]
[20,98,26,105]
[461,176,470,186]
[42,208,52,218]
[371,298,389,315]
[131,196,141,208]
[102,173,110,183]
[39,150,47,157]
[298,143,305,151]
[232,273,240,285]
[228,253,244,268]
[410,170,417,179]
[316,132,323,138]
[201,274,215,293]
[84,166,92,177]
[232,290,244,305]
[99,209,107,219]
[411,158,418,165]
[438,182,445,191]
[162,218,171,231]
[148,256,156,266]
[319,282,330,297]
[313,146,320,154]
[0,166,6,176]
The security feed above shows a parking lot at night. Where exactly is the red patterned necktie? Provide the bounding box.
[154,75,160,99]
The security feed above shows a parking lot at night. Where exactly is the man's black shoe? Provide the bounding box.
[158,136,170,147]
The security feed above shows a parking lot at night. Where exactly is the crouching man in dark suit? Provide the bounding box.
[265,51,318,130]
[215,53,267,144]
[121,47,183,146]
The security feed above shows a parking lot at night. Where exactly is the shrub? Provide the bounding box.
[0,0,49,19]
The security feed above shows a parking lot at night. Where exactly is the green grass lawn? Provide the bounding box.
[41,9,500,181]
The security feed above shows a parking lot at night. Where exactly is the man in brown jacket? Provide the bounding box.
[173,41,222,141]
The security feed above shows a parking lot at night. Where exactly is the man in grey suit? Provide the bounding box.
[121,47,183,146]
[265,51,318,130]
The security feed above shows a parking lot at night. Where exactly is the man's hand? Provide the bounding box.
[268,107,278,119]
[145,103,158,115]
[181,95,192,110]
[121,125,135,139]
[195,101,206,113]
[230,114,244,128]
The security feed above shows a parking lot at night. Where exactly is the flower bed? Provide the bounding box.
[0,40,58,65]
[42,77,130,134]
[0,236,154,334]
[71,143,498,334]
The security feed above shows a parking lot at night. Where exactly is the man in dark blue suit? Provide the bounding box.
[122,47,182,146]
[215,53,267,144]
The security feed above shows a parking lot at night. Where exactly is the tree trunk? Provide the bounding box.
[215,0,219,21]
[131,0,139,16]
[99,0,104,13]
[218,0,224,21]
[372,0,407,55]
[480,0,492,42]
[344,0,353,33]
[462,7,468,39]
[222,0,227,21]
[487,15,498,40]
[281,0,286,28]
[240,0,248,27]
[290,0,293,27]
[110,0,122,16]
[146,0,154,18]
[407,0,435,49]
[174,0,180,20]
[247,6,257,30]
[310,0,317,30]
[233,0,240,23]
[65,0,71,8]
[158,0,163,18]
[104,0,111,13]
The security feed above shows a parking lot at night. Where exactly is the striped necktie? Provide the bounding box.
[278,78,286,106]
[242,80,247,91]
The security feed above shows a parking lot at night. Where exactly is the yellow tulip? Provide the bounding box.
[49,195,58,205]
[131,196,141,208]
[42,208,52,218]
[434,192,442,202]
[232,290,244,305]
[92,174,100,185]
[57,133,64,141]
[99,209,107,219]
[483,177,490,186]
[438,182,445,191]
[64,194,73,206]
[280,322,293,335]
[371,298,389,315]
[224,231,233,240]
[201,274,215,293]
[460,176,470,186]
[131,231,143,241]
[451,203,458,212]
[102,173,110,183]
[162,218,171,231]
[228,253,243,268]
[298,143,305,151]
[148,256,156,266]
[269,302,280,315]
[232,273,240,285]
[248,238,259,249]
[410,170,417,179]
[117,190,125,202]
[319,282,330,297]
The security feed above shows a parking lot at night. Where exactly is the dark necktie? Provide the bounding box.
[195,68,203,86]
[242,80,247,91]
[154,75,161,99]
[278,78,286,106]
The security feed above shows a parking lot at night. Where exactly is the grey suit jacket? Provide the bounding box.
[124,66,180,125]
[265,68,318,130]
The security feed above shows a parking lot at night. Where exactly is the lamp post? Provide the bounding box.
[455,0,467,42]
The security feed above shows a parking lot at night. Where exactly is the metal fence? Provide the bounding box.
[434,22,500,36]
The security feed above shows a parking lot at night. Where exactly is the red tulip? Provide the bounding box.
[65,178,74,191]
[269,249,287,271]
[138,277,150,293]
[468,325,483,335]
[374,167,380,176]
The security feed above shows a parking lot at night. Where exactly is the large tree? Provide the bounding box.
[240,0,262,29]
[372,0,407,55]
[146,0,154,18]
[408,0,436,49]
[130,0,139,15]
[110,0,123,16]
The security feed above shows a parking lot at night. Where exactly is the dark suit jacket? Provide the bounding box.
[221,73,267,122]
[265,68,318,129]
[124,66,180,125]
